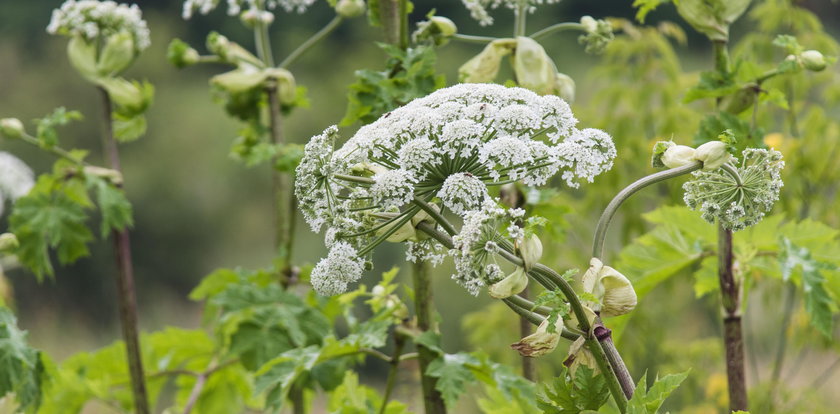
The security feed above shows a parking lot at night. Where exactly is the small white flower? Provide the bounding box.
[438,172,489,216]
[310,241,364,296]
[371,169,415,209]
[48,0,150,52]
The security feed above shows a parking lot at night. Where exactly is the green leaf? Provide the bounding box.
[626,370,689,414]
[112,112,147,142]
[10,177,94,280]
[0,307,45,413]
[778,238,836,337]
[327,371,409,414]
[341,44,445,126]
[87,176,133,237]
[255,346,321,411]
[538,367,609,413]
[426,353,479,409]
[274,143,304,173]
[34,108,83,149]
[632,0,672,23]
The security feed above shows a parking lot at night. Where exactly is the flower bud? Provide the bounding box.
[459,38,516,83]
[800,50,827,72]
[335,0,366,18]
[372,285,385,296]
[599,265,637,317]
[554,72,576,103]
[519,234,543,270]
[240,9,274,27]
[67,35,99,81]
[720,84,757,115]
[580,16,598,33]
[206,32,262,67]
[0,118,25,139]
[97,31,136,76]
[211,66,269,93]
[488,267,528,299]
[661,145,696,168]
[581,257,604,301]
[0,233,19,251]
[167,39,200,68]
[412,16,457,46]
[695,141,732,170]
[98,78,149,114]
[514,36,558,96]
[511,316,564,357]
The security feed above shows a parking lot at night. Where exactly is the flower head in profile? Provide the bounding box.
[295,83,615,295]
[461,0,561,26]
[47,0,150,52]
[683,148,784,231]
[182,0,316,20]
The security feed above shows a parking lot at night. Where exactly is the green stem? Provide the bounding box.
[98,87,150,414]
[18,133,87,165]
[451,33,496,44]
[586,338,628,412]
[254,18,275,67]
[412,197,456,236]
[513,2,528,37]
[529,22,585,41]
[334,173,375,184]
[379,330,406,414]
[279,16,344,68]
[412,261,446,414]
[502,298,581,341]
[506,293,552,315]
[592,162,703,260]
[721,163,743,186]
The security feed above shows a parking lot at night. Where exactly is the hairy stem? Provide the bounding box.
[412,261,446,414]
[279,16,343,68]
[592,162,703,260]
[98,87,149,414]
[718,222,748,411]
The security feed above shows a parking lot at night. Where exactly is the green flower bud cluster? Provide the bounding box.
[412,16,458,46]
[683,148,784,231]
[578,16,614,55]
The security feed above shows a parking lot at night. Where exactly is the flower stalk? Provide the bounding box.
[98,86,150,414]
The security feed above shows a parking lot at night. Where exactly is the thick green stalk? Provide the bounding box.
[379,331,406,414]
[412,261,446,414]
[98,87,149,414]
[451,33,496,44]
[592,162,703,260]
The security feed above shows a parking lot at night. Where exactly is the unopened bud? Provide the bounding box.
[0,118,25,139]
[372,285,386,296]
[514,36,558,96]
[0,233,19,251]
[412,16,457,46]
[97,31,136,76]
[167,39,200,68]
[511,316,564,357]
[240,9,274,27]
[519,234,543,271]
[554,72,575,103]
[335,0,366,18]
[488,267,528,299]
[661,145,696,168]
[800,50,827,72]
[459,38,516,83]
[67,35,98,81]
[599,266,637,317]
[580,16,598,33]
[695,141,732,170]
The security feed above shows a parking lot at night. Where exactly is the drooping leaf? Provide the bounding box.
[0,307,45,413]
[87,176,133,237]
[778,238,836,337]
[426,353,479,409]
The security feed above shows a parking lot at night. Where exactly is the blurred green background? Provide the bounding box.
[2,0,840,412]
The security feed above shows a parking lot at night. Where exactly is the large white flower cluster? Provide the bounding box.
[182,0,316,19]
[47,0,150,51]
[461,0,561,26]
[296,83,615,296]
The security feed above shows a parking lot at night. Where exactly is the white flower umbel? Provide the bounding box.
[0,152,35,217]
[684,148,784,231]
[310,241,365,296]
[462,0,561,26]
[47,0,150,51]
[296,83,614,295]
[182,0,316,19]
